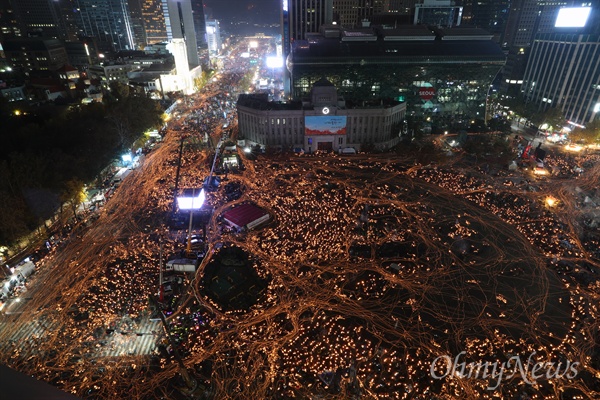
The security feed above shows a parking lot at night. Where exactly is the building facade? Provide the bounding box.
[0,0,22,40]
[458,0,511,43]
[191,0,207,49]
[205,19,221,55]
[382,0,419,14]
[162,0,200,66]
[3,38,69,71]
[521,33,600,125]
[287,0,334,42]
[88,63,139,87]
[142,0,168,45]
[288,26,505,121]
[7,0,70,39]
[332,0,386,28]
[64,39,99,69]
[75,0,136,52]
[502,2,600,95]
[1,85,25,102]
[128,0,148,49]
[502,0,582,49]
[237,79,406,152]
[414,0,463,27]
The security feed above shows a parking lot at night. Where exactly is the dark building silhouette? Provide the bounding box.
[74,0,136,52]
[3,37,69,71]
[458,0,511,43]
[191,0,207,49]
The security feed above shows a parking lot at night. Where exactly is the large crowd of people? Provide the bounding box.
[0,41,598,400]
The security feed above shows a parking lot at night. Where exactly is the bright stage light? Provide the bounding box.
[266,56,284,69]
[177,189,206,210]
[555,7,591,28]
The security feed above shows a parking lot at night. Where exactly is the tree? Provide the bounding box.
[541,107,565,130]
[0,161,30,244]
[106,93,163,150]
[239,71,255,93]
[527,106,564,129]
[60,179,86,220]
[570,120,600,144]
[0,191,29,245]
[194,67,215,91]
[487,116,512,134]
[108,81,130,102]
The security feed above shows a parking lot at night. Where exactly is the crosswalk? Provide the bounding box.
[0,317,55,360]
[0,316,161,361]
[96,318,161,358]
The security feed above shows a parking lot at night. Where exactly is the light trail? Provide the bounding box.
[0,46,598,399]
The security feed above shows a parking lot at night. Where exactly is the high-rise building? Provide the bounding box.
[3,37,69,71]
[162,0,199,66]
[287,0,333,41]
[8,0,70,39]
[128,0,148,49]
[75,0,136,52]
[142,0,168,45]
[500,1,598,95]
[332,0,385,28]
[0,0,21,40]
[521,32,600,125]
[414,0,463,27]
[383,0,419,14]
[503,0,569,49]
[166,37,193,94]
[282,0,334,97]
[459,0,511,43]
[191,0,207,49]
[205,19,221,55]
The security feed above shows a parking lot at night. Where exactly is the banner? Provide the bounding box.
[305,116,347,135]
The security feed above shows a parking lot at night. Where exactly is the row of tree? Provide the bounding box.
[193,66,216,92]
[569,120,600,144]
[0,84,163,246]
[499,94,564,128]
[499,94,600,144]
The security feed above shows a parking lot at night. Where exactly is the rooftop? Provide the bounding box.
[237,93,403,111]
[291,26,505,65]
[222,203,269,230]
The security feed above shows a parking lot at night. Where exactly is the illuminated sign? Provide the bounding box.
[305,116,347,135]
[419,87,436,101]
[177,189,205,210]
[555,7,591,28]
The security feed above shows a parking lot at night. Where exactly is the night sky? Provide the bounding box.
[203,0,281,31]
